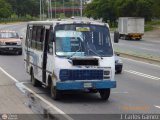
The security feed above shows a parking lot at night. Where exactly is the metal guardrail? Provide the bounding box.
[0,18,36,23]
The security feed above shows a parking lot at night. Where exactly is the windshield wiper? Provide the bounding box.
[68,42,83,59]
[86,42,103,59]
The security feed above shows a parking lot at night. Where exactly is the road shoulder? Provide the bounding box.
[0,70,32,114]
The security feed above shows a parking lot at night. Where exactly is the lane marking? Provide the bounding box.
[0,67,18,83]
[140,47,158,52]
[0,67,74,120]
[112,92,128,94]
[125,70,160,81]
[155,106,160,109]
[121,57,160,68]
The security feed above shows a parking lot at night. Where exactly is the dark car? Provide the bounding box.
[0,31,22,55]
[115,54,123,74]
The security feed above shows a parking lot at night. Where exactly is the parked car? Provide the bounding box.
[115,54,123,74]
[0,31,22,55]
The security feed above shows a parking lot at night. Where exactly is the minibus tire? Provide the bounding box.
[51,85,61,100]
[116,69,122,74]
[99,88,110,101]
[18,51,22,55]
[31,71,39,87]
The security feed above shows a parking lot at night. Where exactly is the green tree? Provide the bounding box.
[85,0,157,23]
[117,0,153,21]
[6,0,42,17]
[85,0,118,26]
[152,0,160,19]
[0,0,12,18]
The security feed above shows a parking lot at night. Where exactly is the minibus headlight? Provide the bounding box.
[104,70,110,75]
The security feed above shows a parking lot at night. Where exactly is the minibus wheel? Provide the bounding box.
[18,51,22,55]
[31,71,39,87]
[99,88,110,101]
[51,83,61,100]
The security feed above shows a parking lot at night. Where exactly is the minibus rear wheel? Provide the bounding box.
[31,71,39,87]
[99,88,110,101]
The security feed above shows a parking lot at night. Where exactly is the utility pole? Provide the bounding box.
[42,0,45,20]
[63,0,65,16]
[55,0,56,18]
[50,0,52,19]
[80,0,83,17]
[72,0,75,17]
[40,0,42,20]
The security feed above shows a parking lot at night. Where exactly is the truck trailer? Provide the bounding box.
[118,17,144,40]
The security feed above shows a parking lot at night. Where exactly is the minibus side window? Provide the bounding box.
[36,26,44,51]
[25,26,32,48]
[31,26,37,49]
[40,27,45,50]
[48,30,54,54]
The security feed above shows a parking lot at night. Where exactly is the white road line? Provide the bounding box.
[0,67,74,120]
[125,70,160,81]
[0,67,19,83]
[112,92,128,94]
[121,57,160,68]
[140,47,157,52]
[155,106,160,109]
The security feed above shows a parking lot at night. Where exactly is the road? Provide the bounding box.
[113,34,160,60]
[0,23,160,119]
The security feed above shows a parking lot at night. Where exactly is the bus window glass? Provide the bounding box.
[31,26,37,49]
[36,27,43,50]
[48,30,54,54]
[55,24,113,57]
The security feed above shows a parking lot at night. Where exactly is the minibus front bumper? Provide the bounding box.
[56,80,116,90]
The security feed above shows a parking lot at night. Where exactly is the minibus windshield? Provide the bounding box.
[55,24,113,57]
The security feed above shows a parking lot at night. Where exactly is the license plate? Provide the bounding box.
[84,83,92,88]
[9,48,13,50]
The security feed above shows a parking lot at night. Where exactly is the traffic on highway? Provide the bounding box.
[0,21,159,120]
[0,0,160,120]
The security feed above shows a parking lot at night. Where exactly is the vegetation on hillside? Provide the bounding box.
[0,0,160,30]
[85,0,160,27]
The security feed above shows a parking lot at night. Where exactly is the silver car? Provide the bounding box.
[115,54,123,74]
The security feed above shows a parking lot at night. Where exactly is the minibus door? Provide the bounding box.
[42,28,49,83]
[26,25,32,72]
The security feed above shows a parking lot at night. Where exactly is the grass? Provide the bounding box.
[110,27,117,32]
[145,25,154,31]
[145,20,160,31]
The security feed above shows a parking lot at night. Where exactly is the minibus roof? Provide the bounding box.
[28,18,109,28]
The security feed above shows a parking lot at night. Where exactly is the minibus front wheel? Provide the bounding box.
[99,88,110,101]
[51,82,61,100]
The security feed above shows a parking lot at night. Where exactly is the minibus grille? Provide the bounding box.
[60,69,103,81]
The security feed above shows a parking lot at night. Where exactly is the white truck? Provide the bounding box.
[118,17,144,40]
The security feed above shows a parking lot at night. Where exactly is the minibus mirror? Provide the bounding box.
[114,31,119,43]
[20,36,23,39]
